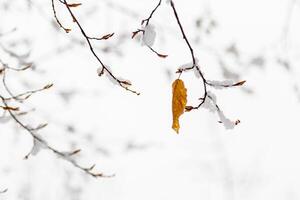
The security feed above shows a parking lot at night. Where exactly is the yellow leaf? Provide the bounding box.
[172,79,187,133]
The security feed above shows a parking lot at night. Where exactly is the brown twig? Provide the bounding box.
[132,0,167,58]
[52,0,139,95]
[87,33,115,41]
[147,45,168,58]
[0,60,51,102]
[1,48,112,178]
[0,94,113,178]
[51,0,71,33]
[141,0,162,26]
[169,0,207,110]
[169,1,245,113]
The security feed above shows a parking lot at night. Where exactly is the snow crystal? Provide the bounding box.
[142,24,156,47]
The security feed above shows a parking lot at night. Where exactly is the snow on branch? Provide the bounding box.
[0,44,113,178]
[51,0,139,95]
[138,0,245,132]
[132,0,168,58]
[203,91,240,129]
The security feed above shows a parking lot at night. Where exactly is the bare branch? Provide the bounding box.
[141,0,162,26]
[51,0,72,33]
[132,0,167,58]
[0,94,112,178]
[52,0,139,94]
[169,0,207,109]
[88,33,115,41]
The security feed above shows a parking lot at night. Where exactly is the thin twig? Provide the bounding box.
[0,94,113,178]
[169,1,245,112]
[1,52,112,178]
[141,0,162,26]
[87,33,115,41]
[169,0,207,109]
[3,83,53,101]
[53,0,139,95]
[51,0,71,33]
[132,0,167,58]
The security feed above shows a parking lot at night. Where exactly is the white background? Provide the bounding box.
[1,0,300,199]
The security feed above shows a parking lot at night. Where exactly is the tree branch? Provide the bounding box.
[169,0,207,110]
[52,0,139,95]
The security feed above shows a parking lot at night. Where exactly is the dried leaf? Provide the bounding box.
[43,83,54,89]
[64,28,71,33]
[185,105,194,112]
[67,3,82,7]
[131,29,144,39]
[233,80,246,86]
[120,80,132,86]
[1,106,19,111]
[21,64,32,71]
[132,31,139,39]
[23,94,32,100]
[68,149,81,156]
[100,33,114,40]
[172,79,187,133]
[157,53,168,58]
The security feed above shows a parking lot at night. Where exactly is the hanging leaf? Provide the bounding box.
[172,79,187,133]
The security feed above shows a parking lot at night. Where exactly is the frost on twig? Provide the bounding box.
[132,0,168,58]
[0,92,111,178]
[140,0,244,131]
[176,58,201,78]
[141,24,156,47]
[203,91,240,129]
[1,31,112,178]
[132,0,245,131]
[97,66,139,95]
[26,137,47,158]
[207,80,246,89]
